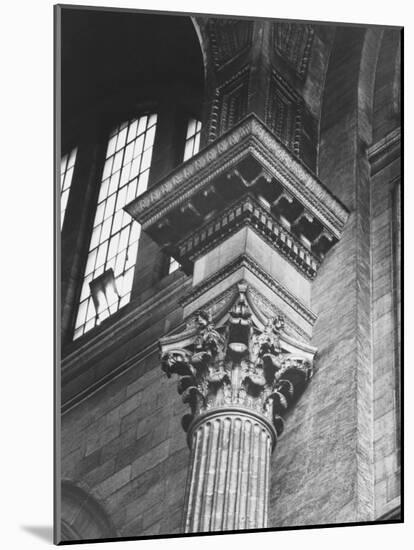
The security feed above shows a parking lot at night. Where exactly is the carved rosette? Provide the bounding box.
[160,283,316,532]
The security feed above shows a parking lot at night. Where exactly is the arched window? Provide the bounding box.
[60,147,77,228]
[73,114,157,339]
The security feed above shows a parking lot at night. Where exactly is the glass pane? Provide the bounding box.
[127,119,138,143]
[80,276,92,301]
[115,185,128,212]
[137,116,148,135]
[84,248,97,275]
[118,226,130,252]
[108,171,120,196]
[186,118,196,138]
[130,222,141,243]
[94,203,105,225]
[95,241,108,268]
[112,150,123,173]
[109,124,118,138]
[130,156,141,180]
[183,119,201,162]
[84,318,95,332]
[194,132,201,155]
[61,189,69,218]
[137,170,149,196]
[126,178,138,203]
[144,125,156,150]
[90,226,101,250]
[106,256,116,272]
[184,140,193,162]
[75,300,88,327]
[98,178,110,202]
[60,153,68,178]
[124,142,134,165]
[94,265,104,278]
[104,194,116,220]
[119,294,130,308]
[106,135,117,158]
[112,210,123,234]
[148,114,157,128]
[114,248,127,276]
[100,217,112,243]
[125,240,139,269]
[102,157,113,180]
[73,327,83,340]
[116,126,128,151]
[85,298,96,321]
[60,147,77,227]
[118,164,128,188]
[133,135,145,158]
[121,268,135,297]
[121,211,130,229]
[141,148,152,171]
[169,257,180,274]
[107,233,120,260]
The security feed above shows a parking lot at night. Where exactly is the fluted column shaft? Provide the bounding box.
[184,410,274,533]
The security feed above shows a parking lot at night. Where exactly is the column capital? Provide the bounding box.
[160,283,316,448]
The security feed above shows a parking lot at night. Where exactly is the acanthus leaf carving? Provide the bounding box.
[160,283,315,443]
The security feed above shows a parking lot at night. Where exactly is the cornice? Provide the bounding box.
[247,132,346,237]
[125,114,349,240]
[180,253,317,327]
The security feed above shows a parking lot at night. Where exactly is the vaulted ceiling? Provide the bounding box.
[60,8,204,133]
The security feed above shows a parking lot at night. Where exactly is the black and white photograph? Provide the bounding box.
[2,0,411,548]
[54,3,403,545]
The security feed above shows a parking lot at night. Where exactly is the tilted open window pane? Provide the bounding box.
[60,147,77,228]
[73,114,157,339]
[168,256,180,274]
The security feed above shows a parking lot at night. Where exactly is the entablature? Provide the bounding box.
[125,114,349,273]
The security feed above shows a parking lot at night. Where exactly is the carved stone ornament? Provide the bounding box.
[125,114,349,240]
[160,283,315,446]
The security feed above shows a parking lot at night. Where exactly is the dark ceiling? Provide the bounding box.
[60,7,205,133]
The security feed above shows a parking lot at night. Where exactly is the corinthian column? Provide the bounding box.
[160,284,315,533]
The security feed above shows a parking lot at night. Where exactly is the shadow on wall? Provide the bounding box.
[20,525,53,543]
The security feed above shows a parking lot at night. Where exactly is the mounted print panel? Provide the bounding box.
[55,4,402,544]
